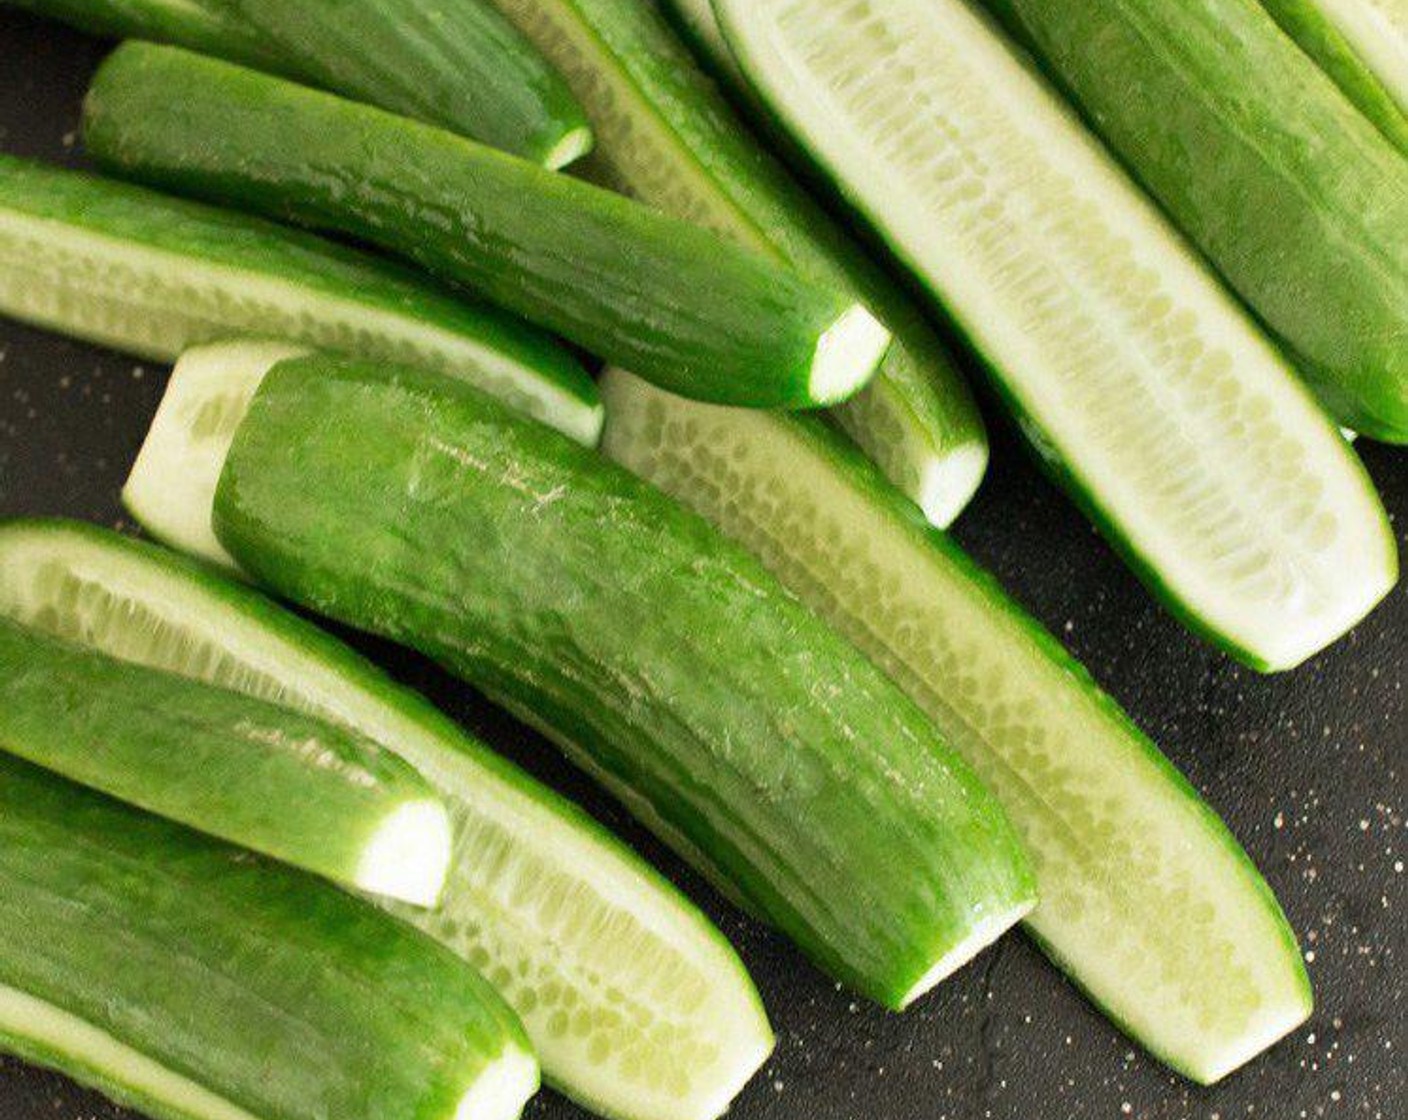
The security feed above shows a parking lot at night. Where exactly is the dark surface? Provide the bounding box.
[0,11,1403,1120]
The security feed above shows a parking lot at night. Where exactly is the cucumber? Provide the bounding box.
[0,0,281,70]
[972,0,1408,442]
[713,0,1399,671]
[132,342,1036,1010]
[0,155,601,444]
[599,371,1315,1084]
[1257,0,1408,149]
[210,0,594,167]
[0,753,536,1120]
[486,0,987,527]
[0,517,773,1120]
[3,0,593,166]
[0,618,451,907]
[83,44,891,411]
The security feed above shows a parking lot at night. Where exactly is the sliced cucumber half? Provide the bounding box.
[0,515,773,1120]
[0,156,602,443]
[713,0,1397,670]
[601,371,1314,1083]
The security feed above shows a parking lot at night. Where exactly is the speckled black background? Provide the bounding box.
[1,10,1404,1120]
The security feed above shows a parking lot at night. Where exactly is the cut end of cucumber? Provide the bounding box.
[453,1044,539,1120]
[544,124,596,171]
[916,439,989,529]
[896,898,1034,1010]
[123,340,300,570]
[355,798,454,908]
[809,303,891,405]
[1189,982,1313,1085]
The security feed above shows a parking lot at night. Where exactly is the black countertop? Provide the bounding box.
[1,11,1403,1119]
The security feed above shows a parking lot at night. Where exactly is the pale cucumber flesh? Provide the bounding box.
[0,202,602,444]
[1309,0,1408,109]
[488,0,987,527]
[124,341,307,570]
[601,371,1313,1084]
[0,518,773,1120]
[714,0,1397,670]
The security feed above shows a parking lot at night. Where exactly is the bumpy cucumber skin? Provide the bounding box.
[83,43,880,410]
[0,618,442,899]
[1,0,285,70]
[0,155,601,442]
[599,374,1314,1083]
[211,354,1036,1009]
[0,518,772,1120]
[214,0,592,166]
[1255,0,1408,151]
[489,0,987,525]
[976,0,1408,443]
[0,753,533,1120]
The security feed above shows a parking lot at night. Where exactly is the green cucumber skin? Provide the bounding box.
[599,375,1314,1082]
[976,0,1408,443]
[84,43,878,410]
[212,0,592,166]
[1256,0,1408,151]
[0,753,533,1120]
[0,155,600,443]
[0,618,441,897]
[0,518,772,1120]
[212,354,1036,1009]
[488,0,987,525]
[0,0,284,70]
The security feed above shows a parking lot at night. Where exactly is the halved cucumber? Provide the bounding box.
[0,618,451,907]
[0,518,773,1120]
[84,43,891,410]
[487,0,987,526]
[713,0,1398,670]
[0,753,536,1120]
[0,155,601,443]
[970,0,1408,441]
[125,341,308,569]
[1257,0,1408,148]
[128,341,1036,1011]
[600,371,1314,1084]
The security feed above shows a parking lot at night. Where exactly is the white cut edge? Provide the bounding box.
[543,124,597,171]
[122,340,302,571]
[355,798,454,908]
[896,899,1035,1010]
[915,438,989,529]
[0,209,603,446]
[809,303,891,404]
[454,1044,539,1120]
[1190,982,1313,1085]
[0,983,261,1120]
[0,520,777,1119]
